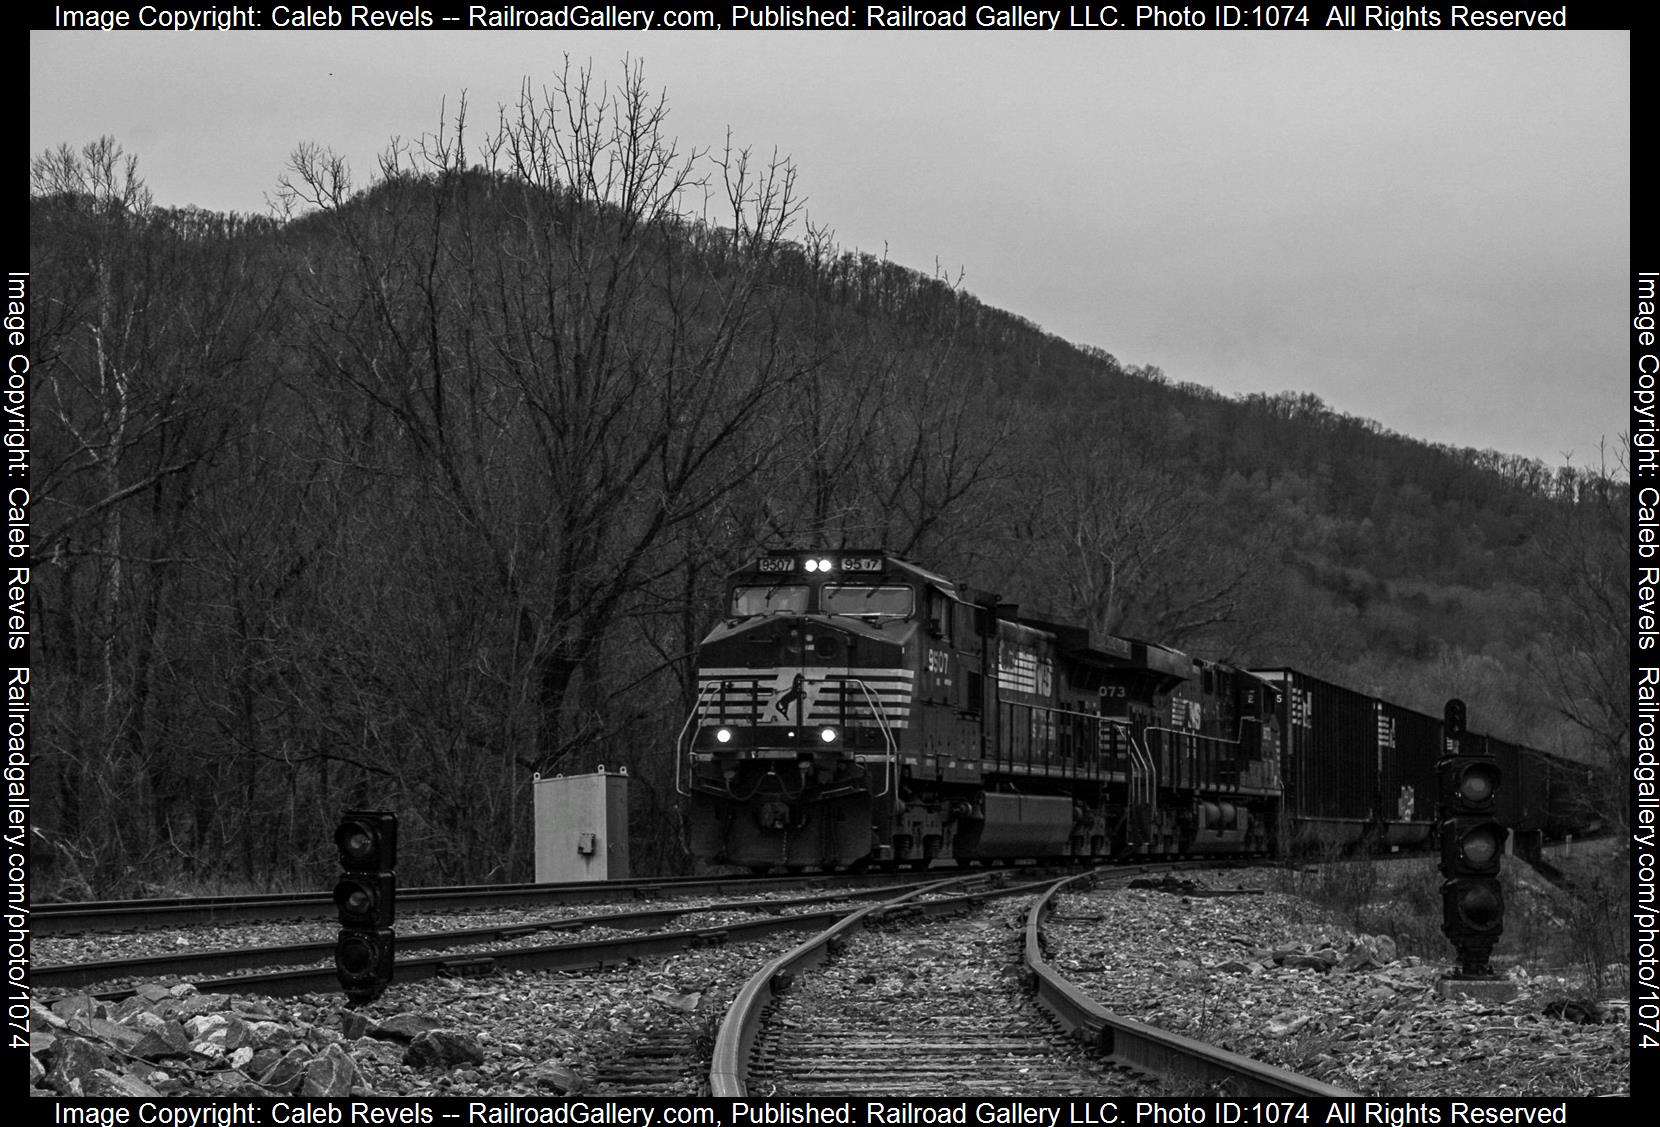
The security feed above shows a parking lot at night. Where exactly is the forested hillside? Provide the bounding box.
[28,66,1627,892]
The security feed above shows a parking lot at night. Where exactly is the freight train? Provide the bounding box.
[675,549,1598,871]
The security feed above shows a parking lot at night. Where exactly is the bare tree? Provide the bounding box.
[30,139,286,888]
[1527,451,1629,827]
[1019,414,1281,653]
[276,61,808,876]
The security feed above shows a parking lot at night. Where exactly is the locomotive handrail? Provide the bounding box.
[1143,723,1248,749]
[1144,724,1247,792]
[838,676,898,799]
[1125,728,1156,848]
[674,679,726,798]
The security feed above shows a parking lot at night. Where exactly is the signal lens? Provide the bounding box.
[1459,766,1496,804]
[337,936,375,975]
[1456,883,1502,928]
[341,830,372,865]
[1463,828,1498,865]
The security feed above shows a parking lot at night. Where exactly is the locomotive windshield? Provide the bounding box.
[822,584,914,618]
[731,585,809,616]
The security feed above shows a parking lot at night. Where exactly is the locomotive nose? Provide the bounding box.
[770,618,849,666]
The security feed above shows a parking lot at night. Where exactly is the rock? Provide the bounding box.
[662,991,702,1013]
[185,1013,255,1054]
[231,999,278,1020]
[207,1069,265,1094]
[247,1020,298,1051]
[529,1063,586,1094]
[50,995,99,1022]
[112,996,154,1022]
[257,1047,312,1094]
[350,1037,407,1066]
[1542,999,1603,1024]
[170,994,235,1019]
[300,1042,362,1097]
[404,1029,486,1069]
[1281,953,1332,972]
[128,1013,192,1060]
[32,1003,69,1030]
[340,1010,372,1040]
[1340,949,1376,972]
[69,1015,146,1052]
[83,1068,164,1097]
[1266,1013,1313,1038]
[46,1036,115,1095]
[370,1013,444,1042]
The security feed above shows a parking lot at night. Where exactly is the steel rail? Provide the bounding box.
[75,908,867,1003]
[32,867,981,934]
[710,871,1068,1096]
[62,868,1089,1002]
[1024,870,1356,1098]
[34,879,948,991]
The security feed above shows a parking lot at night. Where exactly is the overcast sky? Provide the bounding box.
[30,28,1629,468]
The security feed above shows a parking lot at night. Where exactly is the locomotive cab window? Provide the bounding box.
[928,593,953,640]
[731,585,810,616]
[822,584,914,618]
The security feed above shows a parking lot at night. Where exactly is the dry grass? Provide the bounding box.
[1277,837,1628,1001]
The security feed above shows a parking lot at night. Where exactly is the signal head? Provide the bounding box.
[335,810,397,871]
[334,872,396,928]
[1443,698,1467,738]
[335,927,395,1003]
[1456,761,1499,806]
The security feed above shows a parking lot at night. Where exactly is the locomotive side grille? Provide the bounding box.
[998,647,1039,694]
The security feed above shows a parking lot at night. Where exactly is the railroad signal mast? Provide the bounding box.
[1437,700,1507,977]
[334,810,397,1003]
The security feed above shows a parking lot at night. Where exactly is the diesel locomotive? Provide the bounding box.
[675,549,1595,871]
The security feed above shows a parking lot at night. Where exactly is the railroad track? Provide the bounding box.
[708,870,1357,1098]
[743,917,1134,1094]
[36,858,1267,934]
[36,879,960,996]
[36,865,1363,1097]
[32,869,964,933]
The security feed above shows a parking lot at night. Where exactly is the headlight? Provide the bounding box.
[715,728,733,744]
[820,727,839,743]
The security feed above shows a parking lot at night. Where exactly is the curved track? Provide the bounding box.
[710,870,1356,1098]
